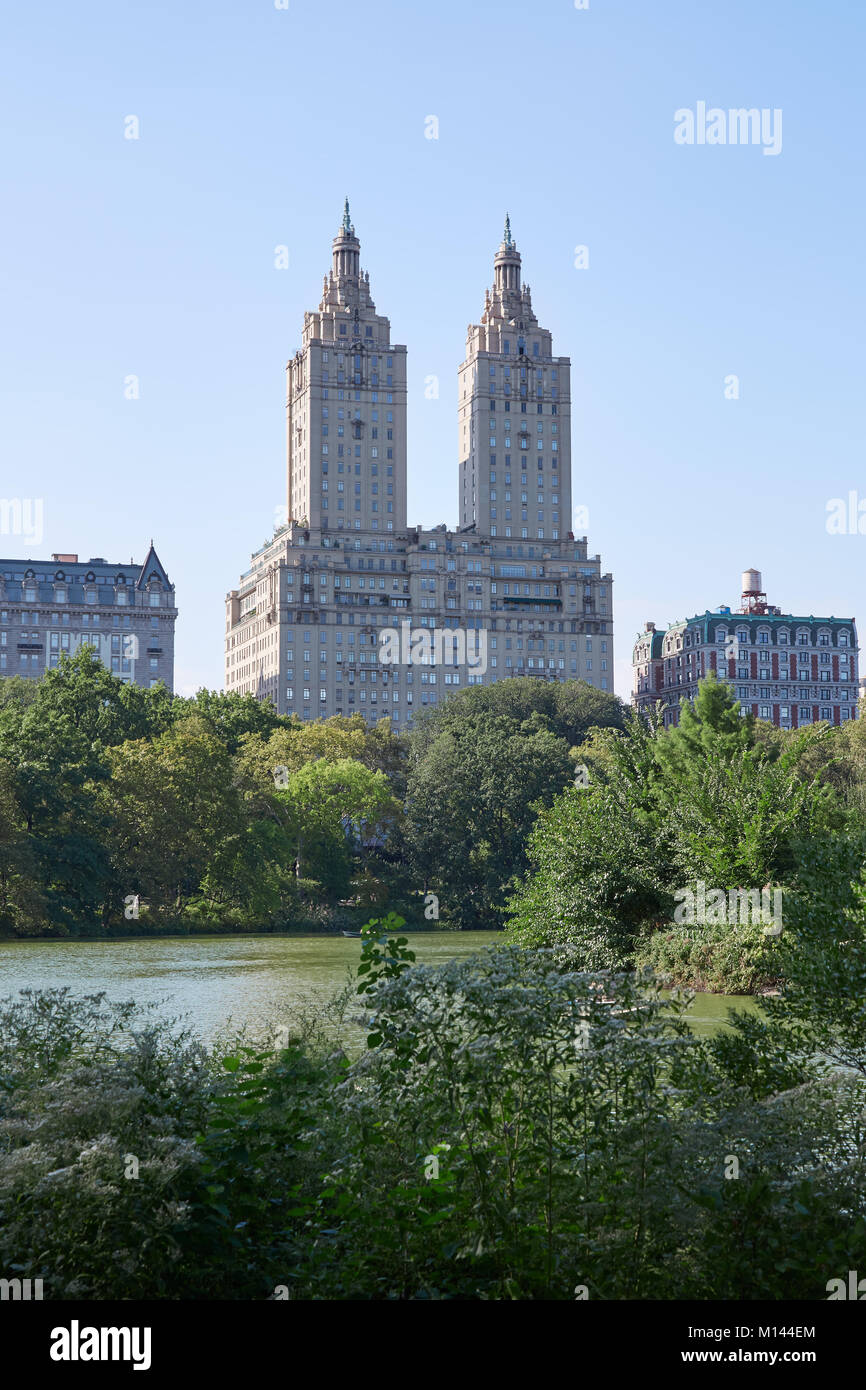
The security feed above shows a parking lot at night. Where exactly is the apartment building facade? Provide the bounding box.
[633,570,859,729]
[225,208,613,729]
[0,544,177,690]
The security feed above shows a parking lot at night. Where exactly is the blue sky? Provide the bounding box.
[2,0,864,701]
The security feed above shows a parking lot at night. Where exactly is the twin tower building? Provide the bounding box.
[224,203,614,728]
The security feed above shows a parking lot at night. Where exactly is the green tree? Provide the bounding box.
[0,651,174,928]
[405,710,574,929]
[654,673,837,884]
[508,711,673,960]
[278,757,399,898]
[175,688,289,755]
[411,675,624,754]
[763,831,866,1076]
[101,716,249,916]
[508,678,840,975]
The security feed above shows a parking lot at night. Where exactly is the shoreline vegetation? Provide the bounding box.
[0,918,466,942]
[0,903,863,1300]
[3,653,866,995]
[3,661,866,1296]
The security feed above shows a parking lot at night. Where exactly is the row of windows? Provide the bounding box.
[0,648,162,680]
[285,635,608,656]
[709,627,852,648]
[320,352,394,366]
[736,683,853,696]
[283,671,612,711]
[1,611,159,628]
[321,406,394,423]
[488,361,558,374]
[321,482,394,495]
[7,588,164,608]
[489,455,558,469]
[320,446,394,460]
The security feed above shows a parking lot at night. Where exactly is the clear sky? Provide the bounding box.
[2,0,864,701]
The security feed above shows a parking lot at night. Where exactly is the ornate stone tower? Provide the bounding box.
[285,200,408,534]
[457,217,572,542]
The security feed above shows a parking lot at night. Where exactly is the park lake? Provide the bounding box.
[0,932,758,1044]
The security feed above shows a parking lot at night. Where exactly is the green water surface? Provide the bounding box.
[0,933,759,1043]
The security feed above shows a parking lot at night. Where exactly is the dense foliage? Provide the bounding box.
[508,673,858,987]
[0,651,407,935]
[1,915,864,1300]
[3,662,866,1301]
[0,655,622,936]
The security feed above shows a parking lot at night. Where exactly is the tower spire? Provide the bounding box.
[492,214,522,299]
[328,197,362,300]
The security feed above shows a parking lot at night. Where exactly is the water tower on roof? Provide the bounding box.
[739,568,769,614]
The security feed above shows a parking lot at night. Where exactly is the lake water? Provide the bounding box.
[0,933,759,1044]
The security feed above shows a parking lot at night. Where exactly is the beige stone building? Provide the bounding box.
[459,215,571,541]
[225,208,613,729]
[285,202,408,536]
